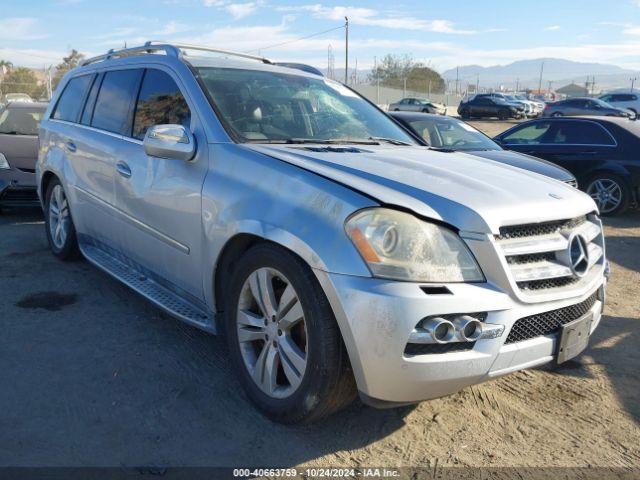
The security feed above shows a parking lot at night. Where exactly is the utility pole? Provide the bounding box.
[538,61,544,93]
[631,77,637,92]
[515,78,519,93]
[374,55,379,104]
[455,66,459,95]
[476,73,479,93]
[344,16,349,85]
[403,77,407,97]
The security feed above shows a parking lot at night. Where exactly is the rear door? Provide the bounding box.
[68,68,143,249]
[531,120,617,178]
[112,67,208,300]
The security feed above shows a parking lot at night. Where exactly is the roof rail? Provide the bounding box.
[147,41,273,65]
[80,41,273,67]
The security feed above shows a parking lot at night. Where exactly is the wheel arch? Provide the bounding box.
[211,231,367,393]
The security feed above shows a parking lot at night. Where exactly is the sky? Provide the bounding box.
[1,0,640,74]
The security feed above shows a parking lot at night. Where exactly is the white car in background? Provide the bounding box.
[389,97,447,115]
[599,90,640,118]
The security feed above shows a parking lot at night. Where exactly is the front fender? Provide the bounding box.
[202,143,377,309]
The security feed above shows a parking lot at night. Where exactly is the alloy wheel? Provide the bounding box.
[236,267,308,398]
[586,178,623,214]
[48,184,71,249]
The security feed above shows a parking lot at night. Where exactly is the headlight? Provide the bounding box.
[0,153,10,170]
[345,208,484,282]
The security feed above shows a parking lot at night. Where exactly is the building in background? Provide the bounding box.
[556,83,589,98]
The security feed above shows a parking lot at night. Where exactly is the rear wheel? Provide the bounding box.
[224,243,357,423]
[44,178,79,260]
[459,108,470,119]
[585,174,630,216]
[498,109,509,120]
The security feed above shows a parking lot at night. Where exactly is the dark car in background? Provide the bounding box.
[0,101,48,209]
[458,95,524,120]
[542,97,633,119]
[494,116,640,215]
[389,111,577,186]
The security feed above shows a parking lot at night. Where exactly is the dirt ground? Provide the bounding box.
[1,121,639,471]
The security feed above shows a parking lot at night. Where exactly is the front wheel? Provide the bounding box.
[224,243,357,423]
[498,109,509,120]
[551,112,563,118]
[585,174,630,216]
[44,178,80,260]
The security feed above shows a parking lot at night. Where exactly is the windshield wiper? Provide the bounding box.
[428,147,456,153]
[367,136,412,146]
[0,131,20,135]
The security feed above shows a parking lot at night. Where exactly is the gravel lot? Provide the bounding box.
[1,121,639,470]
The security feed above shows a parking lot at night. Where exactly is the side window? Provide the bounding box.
[52,74,95,122]
[600,95,612,102]
[549,121,615,145]
[132,69,191,140]
[80,74,101,125]
[92,69,143,136]
[502,122,551,145]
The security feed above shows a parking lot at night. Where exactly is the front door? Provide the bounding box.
[112,67,208,301]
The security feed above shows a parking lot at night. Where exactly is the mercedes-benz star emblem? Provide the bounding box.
[568,234,590,277]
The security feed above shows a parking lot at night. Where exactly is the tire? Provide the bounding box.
[498,109,509,121]
[551,112,563,118]
[393,108,400,111]
[629,108,637,119]
[224,243,357,424]
[585,173,630,216]
[44,178,80,260]
[459,108,470,119]
[421,108,430,113]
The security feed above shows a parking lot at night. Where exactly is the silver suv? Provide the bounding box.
[37,42,608,423]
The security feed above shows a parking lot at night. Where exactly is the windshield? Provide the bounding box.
[196,67,415,144]
[405,116,501,151]
[0,106,44,135]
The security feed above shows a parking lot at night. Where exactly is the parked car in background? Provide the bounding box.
[495,116,640,215]
[389,111,577,186]
[505,94,542,117]
[458,95,524,120]
[38,42,606,423]
[2,93,34,103]
[542,97,633,119]
[0,101,47,209]
[599,91,640,118]
[389,97,447,115]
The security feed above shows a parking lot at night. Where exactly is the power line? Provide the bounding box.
[0,49,60,62]
[247,24,345,54]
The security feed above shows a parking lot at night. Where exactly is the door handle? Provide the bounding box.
[116,161,132,178]
[65,140,77,153]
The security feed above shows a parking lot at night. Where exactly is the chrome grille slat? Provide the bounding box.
[510,261,572,282]
[495,214,604,293]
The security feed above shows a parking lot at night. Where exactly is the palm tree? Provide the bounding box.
[0,60,13,72]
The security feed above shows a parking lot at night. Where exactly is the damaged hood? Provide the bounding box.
[243,143,596,233]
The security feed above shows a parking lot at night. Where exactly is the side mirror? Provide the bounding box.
[143,124,196,161]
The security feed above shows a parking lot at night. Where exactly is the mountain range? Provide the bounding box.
[441,58,639,91]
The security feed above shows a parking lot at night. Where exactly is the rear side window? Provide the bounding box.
[52,74,94,122]
[549,121,615,145]
[80,74,102,125]
[132,69,191,140]
[92,69,142,135]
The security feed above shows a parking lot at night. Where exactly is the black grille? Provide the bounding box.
[517,276,579,291]
[507,252,556,265]
[0,188,39,206]
[404,342,475,356]
[497,216,586,240]
[505,293,598,344]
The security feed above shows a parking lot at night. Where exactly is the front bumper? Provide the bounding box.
[0,167,38,207]
[315,270,605,405]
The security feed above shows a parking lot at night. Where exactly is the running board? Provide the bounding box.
[80,243,217,334]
